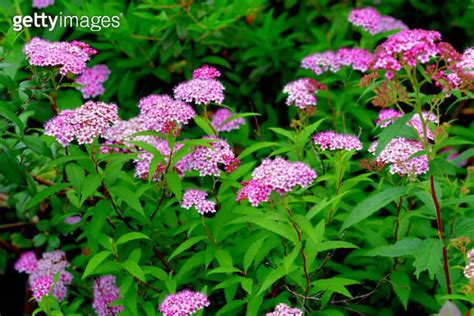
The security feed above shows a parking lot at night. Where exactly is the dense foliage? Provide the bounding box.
[1,1,473,315]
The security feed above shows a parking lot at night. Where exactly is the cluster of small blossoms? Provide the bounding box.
[64,215,81,225]
[369,138,429,176]
[211,108,245,132]
[138,94,196,134]
[375,109,438,140]
[282,78,326,109]
[158,290,210,316]
[181,189,216,214]
[313,131,363,151]
[464,249,474,279]
[15,250,73,302]
[237,158,317,206]
[92,275,124,316]
[75,65,111,99]
[24,37,96,75]
[32,0,54,9]
[459,48,474,75]
[266,303,303,316]
[348,7,408,35]
[45,101,118,146]
[174,65,225,105]
[301,48,372,75]
[102,116,150,150]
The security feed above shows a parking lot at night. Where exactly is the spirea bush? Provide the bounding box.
[0,1,473,315]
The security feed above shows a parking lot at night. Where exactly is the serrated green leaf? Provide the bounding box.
[116,232,150,245]
[168,236,206,261]
[390,271,411,310]
[82,251,111,279]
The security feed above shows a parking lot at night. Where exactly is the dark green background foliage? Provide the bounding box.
[0,0,473,315]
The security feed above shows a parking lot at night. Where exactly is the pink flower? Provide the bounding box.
[464,249,474,279]
[313,131,363,151]
[283,78,325,109]
[375,110,438,140]
[64,216,81,225]
[266,303,303,316]
[24,37,96,75]
[192,64,221,79]
[236,179,273,207]
[211,108,245,132]
[374,109,403,128]
[75,65,111,99]
[93,275,124,316]
[458,48,474,75]
[181,189,216,214]
[378,16,409,33]
[174,65,225,105]
[44,101,119,146]
[335,48,373,72]
[14,251,38,274]
[348,7,408,35]
[32,0,54,9]
[31,275,54,302]
[158,290,210,316]
[301,51,338,75]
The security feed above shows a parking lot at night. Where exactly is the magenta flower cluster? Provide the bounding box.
[464,249,474,279]
[237,157,317,206]
[174,65,225,105]
[158,289,210,316]
[313,130,363,151]
[211,108,245,132]
[24,37,96,75]
[266,303,303,316]
[32,0,54,9]
[283,78,326,109]
[375,109,438,140]
[181,189,216,214]
[75,64,111,99]
[45,101,118,146]
[92,275,124,316]
[459,48,474,75]
[348,7,408,35]
[301,47,372,75]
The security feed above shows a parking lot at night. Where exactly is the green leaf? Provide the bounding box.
[452,148,474,165]
[237,142,276,160]
[33,234,47,247]
[257,265,288,295]
[80,174,103,204]
[318,241,358,252]
[165,172,182,200]
[194,116,215,136]
[390,271,411,310]
[66,163,84,192]
[297,118,326,148]
[375,114,414,157]
[243,237,266,272]
[168,236,206,261]
[0,151,27,185]
[109,186,145,218]
[0,102,24,135]
[116,232,150,245]
[25,183,70,210]
[82,251,111,279]
[123,261,146,282]
[413,238,442,279]
[269,127,294,140]
[220,112,260,126]
[365,238,422,257]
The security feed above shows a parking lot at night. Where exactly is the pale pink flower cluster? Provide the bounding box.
[283,78,325,109]
[174,65,225,105]
[266,303,303,316]
[375,109,438,140]
[348,7,408,35]
[369,138,429,176]
[181,189,216,214]
[313,131,363,151]
[158,289,210,316]
[24,37,96,75]
[92,275,124,316]
[374,109,403,128]
[45,101,118,146]
[211,108,245,132]
[464,249,474,279]
[301,48,372,75]
[32,0,54,8]
[237,158,317,206]
[103,116,150,149]
[64,215,81,224]
[15,250,73,302]
[75,64,111,99]
[458,48,474,75]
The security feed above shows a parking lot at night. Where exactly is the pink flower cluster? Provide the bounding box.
[93,275,124,316]
[211,108,245,132]
[283,78,325,109]
[24,37,96,75]
[15,250,73,302]
[369,138,429,176]
[375,109,438,140]
[75,64,111,99]
[458,48,474,75]
[237,158,317,206]
[32,0,54,9]
[181,189,216,214]
[45,101,118,146]
[313,130,363,151]
[64,215,81,224]
[464,249,474,279]
[103,116,150,149]
[266,303,303,316]
[174,65,225,105]
[301,48,372,75]
[158,289,210,316]
[138,94,196,134]
[348,7,408,35]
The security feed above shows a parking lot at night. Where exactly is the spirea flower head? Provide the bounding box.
[24,37,96,75]
[138,94,196,134]
[174,65,225,105]
[375,109,438,140]
[44,101,118,146]
[75,64,111,99]
[301,51,338,75]
[378,16,409,33]
[32,0,54,9]
[181,189,216,215]
[283,78,325,109]
[15,251,38,274]
[102,116,158,152]
[158,289,210,316]
[369,138,429,176]
[237,158,316,206]
[93,275,124,316]
[313,131,363,151]
[266,303,303,316]
[31,275,54,302]
[348,7,408,35]
[458,48,474,75]
[464,249,474,279]
[301,48,372,75]
[211,108,245,132]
